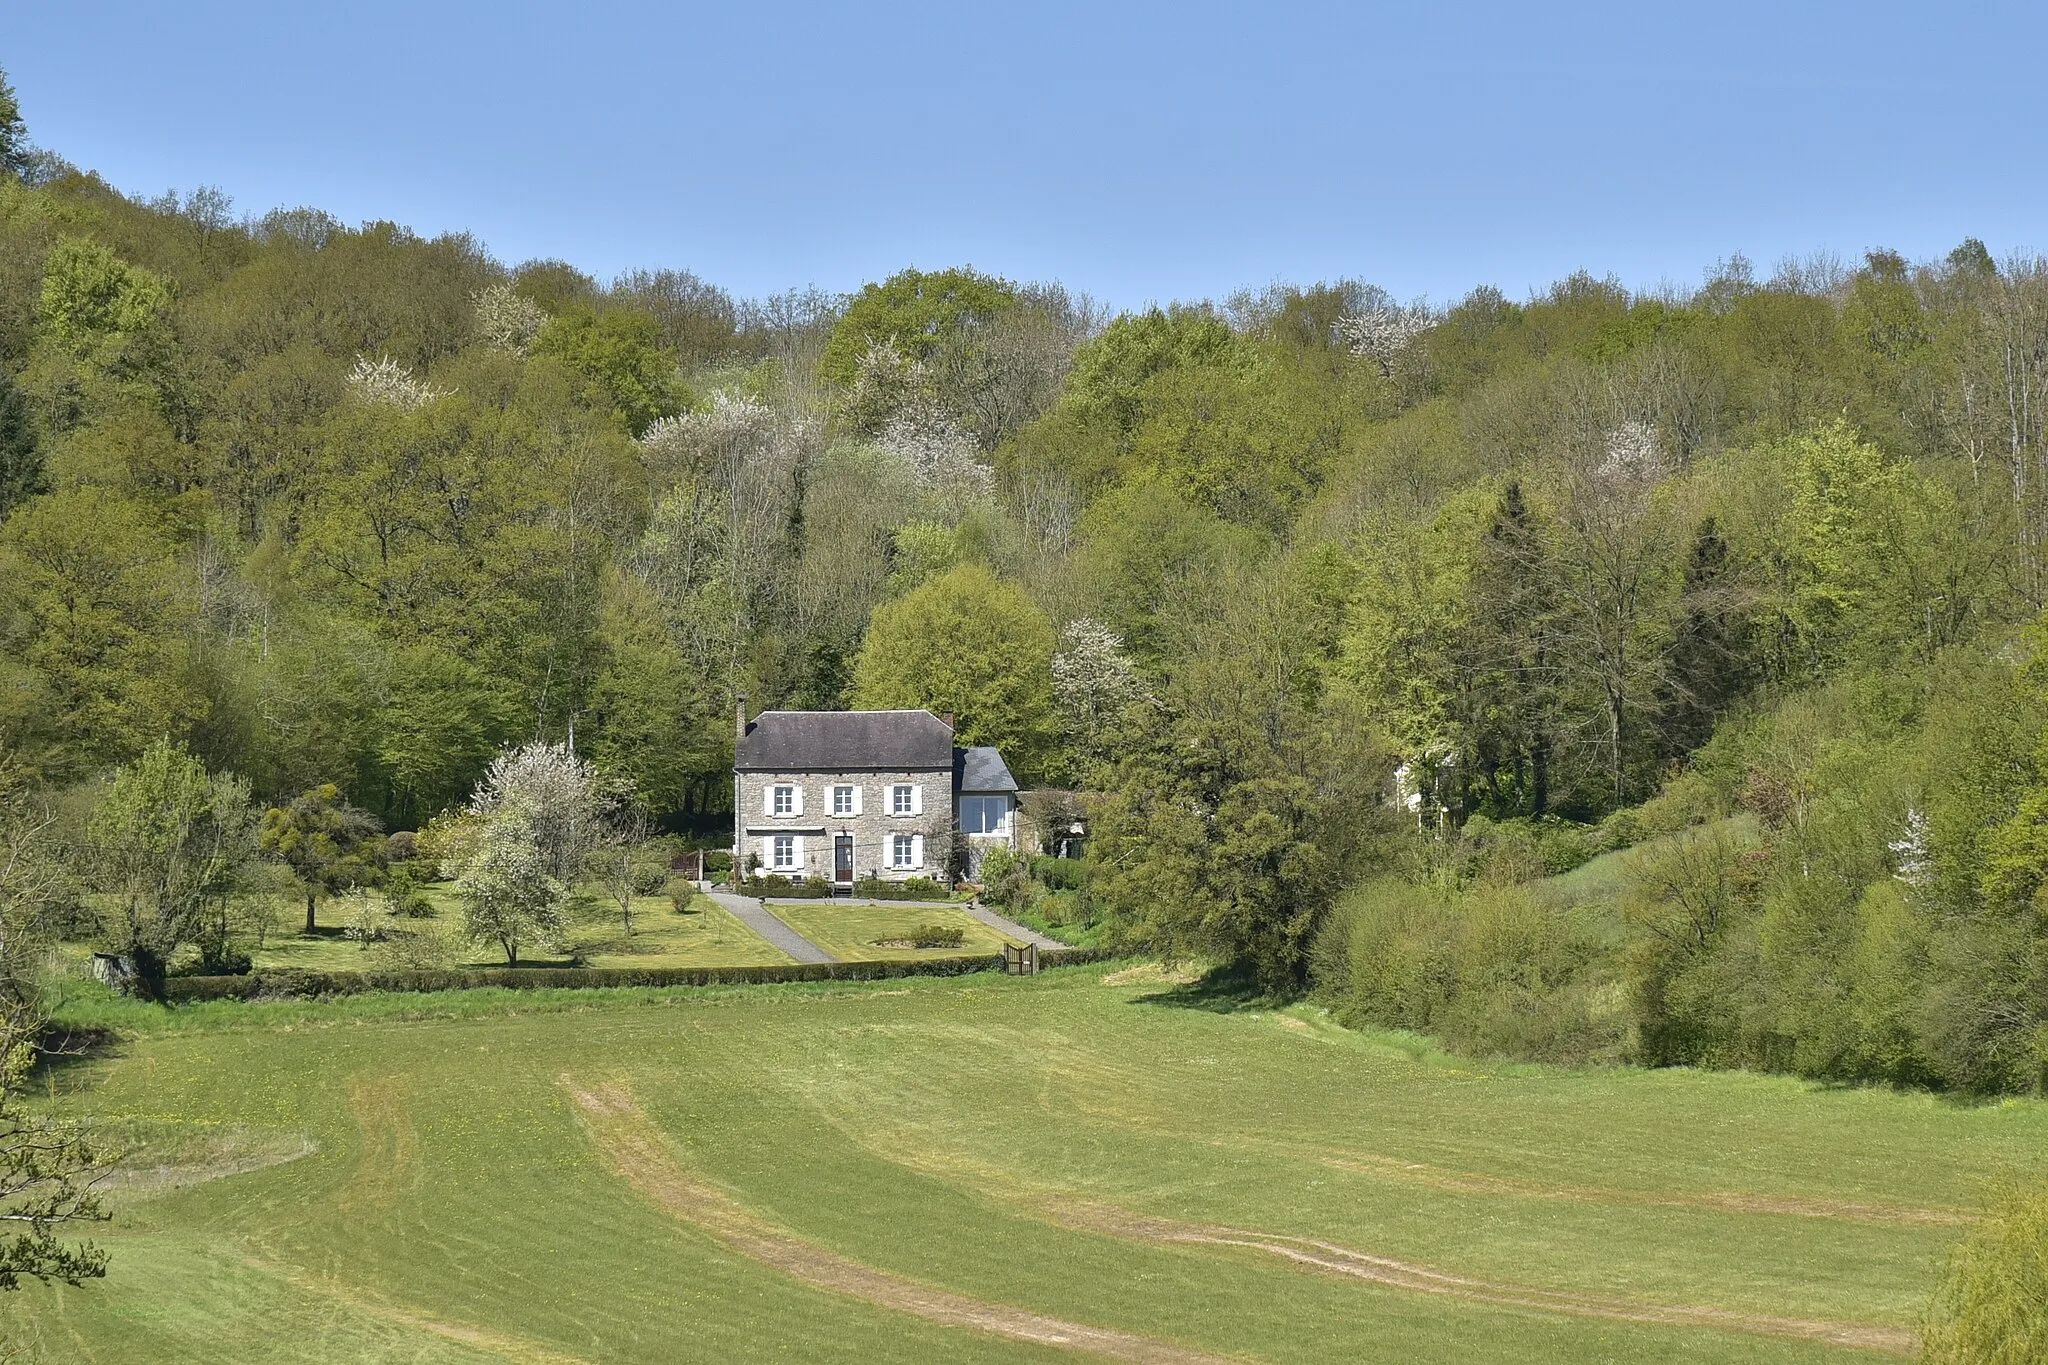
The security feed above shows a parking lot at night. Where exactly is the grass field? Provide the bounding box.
[167,891,795,974]
[765,901,1018,960]
[13,964,2044,1363]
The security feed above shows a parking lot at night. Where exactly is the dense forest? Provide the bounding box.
[6,71,2048,1094]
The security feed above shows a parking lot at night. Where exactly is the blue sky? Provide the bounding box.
[10,1,2047,309]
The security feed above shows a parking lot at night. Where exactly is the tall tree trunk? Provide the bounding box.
[305,893,317,935]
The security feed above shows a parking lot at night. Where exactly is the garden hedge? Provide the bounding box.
[163,948,1111,1002]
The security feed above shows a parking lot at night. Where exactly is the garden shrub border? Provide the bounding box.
[163,948,1112,1002]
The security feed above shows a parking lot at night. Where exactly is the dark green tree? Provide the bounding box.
[0,371,42,517]
[259,785,385,933]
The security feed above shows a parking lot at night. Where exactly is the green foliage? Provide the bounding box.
[530,304,688,435]
[1922,1178,2048,1364]
[819,266,1016,388]
[850,563,1056,774]
[258,784,385,931]
[86,740,257,986]
[906,921,964,948]
[37,235,172,350]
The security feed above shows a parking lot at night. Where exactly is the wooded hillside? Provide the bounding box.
[6,74,2048,1090]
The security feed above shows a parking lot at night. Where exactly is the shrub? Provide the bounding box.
[1922,1178,2048,1364]
[371,920,457,972]
[850,876,953,901]
[1312,877,1626,1065]
[383,864,434,918]
[908,923,965,949]
[1031,856,1088,891]
[740,874,832,898]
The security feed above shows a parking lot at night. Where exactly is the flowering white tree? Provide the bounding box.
[636,392,813,687]
[1052,618,1149,779]
[472,282,547,354]
[346,355,447,411]
[1336,301,1434,376]
[455,742,608,964]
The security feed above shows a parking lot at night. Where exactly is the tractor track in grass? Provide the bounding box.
[999,1034,1969,1229]
[826,1121,1917,1357]
[246,1256,593,1364]
[562,1078,1242,1365]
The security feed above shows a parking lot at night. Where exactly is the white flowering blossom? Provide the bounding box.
[473,282,547,354]
[1601,419,1664,482]
[1337,302,1434,375]
[455,741,611,964]
[1889,807,1932,887]
[877,399,992,497]
[1053,618,1149,753]
[346,355,447,411]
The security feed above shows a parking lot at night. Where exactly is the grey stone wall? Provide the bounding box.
[735,769,954,882]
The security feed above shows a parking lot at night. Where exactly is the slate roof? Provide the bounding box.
[736,709,955,772]
[957,745,1019,793]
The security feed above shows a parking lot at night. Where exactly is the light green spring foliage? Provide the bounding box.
[1922,1179,2048,1365]
[818,266,1016,388]
[849,562,1056,770]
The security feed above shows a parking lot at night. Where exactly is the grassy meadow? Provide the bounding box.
[13,963,2043,1364]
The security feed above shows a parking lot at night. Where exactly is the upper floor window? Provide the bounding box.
[832,785,857,816]
[960,795,1012,835]
[772,785,796,817]
[891,784,918,815]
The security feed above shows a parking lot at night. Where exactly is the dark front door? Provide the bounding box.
[834,835,855,885]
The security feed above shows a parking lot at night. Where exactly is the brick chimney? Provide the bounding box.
[736,693,749,743]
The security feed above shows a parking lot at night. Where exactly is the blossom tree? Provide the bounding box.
[345,355,447,411]
[1051,618,1150,781]
[472,282,547,354]
[1336,301,1434,376]
[455,742,608,964]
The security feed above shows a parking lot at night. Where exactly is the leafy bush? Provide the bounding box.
[383,864,434,918]
[1922,1178,2048,1364]
[1312,877,1627,1064]
[1031,856,1088,891]
[908,922,965,949]
[851,876,952,901]
[739,874,833,898]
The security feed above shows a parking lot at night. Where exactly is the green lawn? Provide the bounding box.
[214,889,792,973]
[766,900,1017,960]
[14,966,2042,1363]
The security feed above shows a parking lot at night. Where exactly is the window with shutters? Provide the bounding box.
[832,785,855,816]
[772,785,795,817]
[772,834,795,869]
[891,834,915,868]
[891,784,914,815]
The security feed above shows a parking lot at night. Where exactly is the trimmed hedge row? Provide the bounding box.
[162,948,1112,1002]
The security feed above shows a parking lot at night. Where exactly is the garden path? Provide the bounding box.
[706,890,838,964]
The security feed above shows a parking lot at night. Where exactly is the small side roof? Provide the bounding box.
[957,745,1018,793]
[736,709,954,772]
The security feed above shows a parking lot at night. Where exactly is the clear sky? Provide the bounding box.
[9,1,2046,309]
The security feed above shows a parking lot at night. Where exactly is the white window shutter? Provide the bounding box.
[851,785,863,816]
[793,785,805,817]
[910,834,925,869]
[762,785,775,816]
[759,836,773,867]
[792,835,805,867]
[911,784,924,816]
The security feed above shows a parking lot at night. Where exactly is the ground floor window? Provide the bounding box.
[892,834,915,868]
[772,834,795,869]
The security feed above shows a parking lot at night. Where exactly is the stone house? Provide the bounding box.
[733,704,1018,889]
